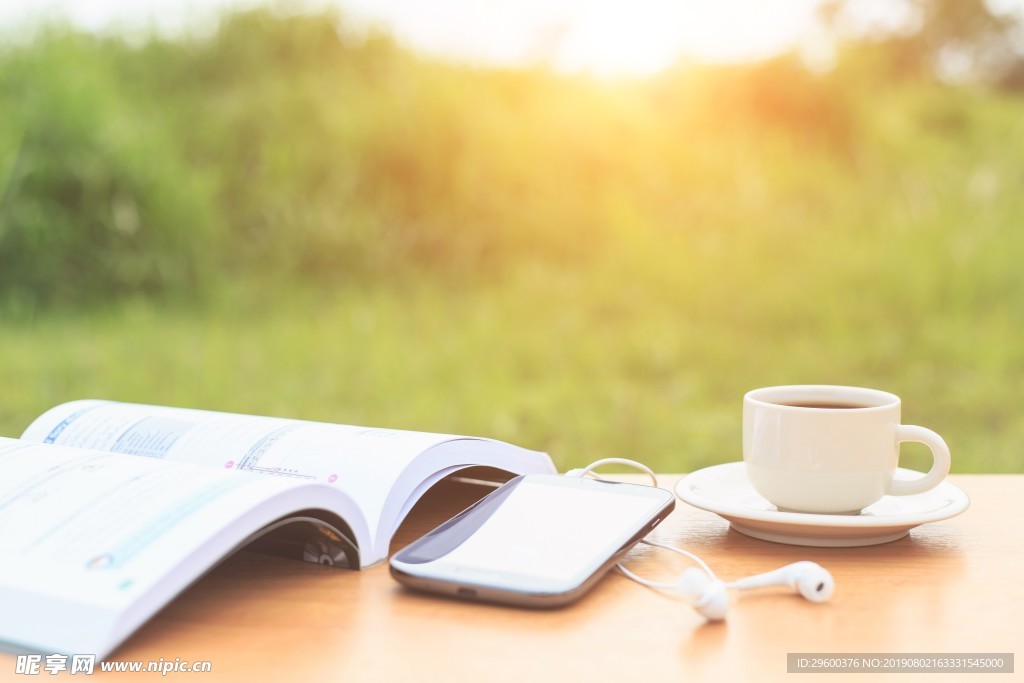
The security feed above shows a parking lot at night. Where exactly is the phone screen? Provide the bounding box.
[391,474,674,604]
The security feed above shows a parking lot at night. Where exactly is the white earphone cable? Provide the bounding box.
[564,458,834,617]
[568,458,659,487]
[635,538,718,581]
[615,562,676,590]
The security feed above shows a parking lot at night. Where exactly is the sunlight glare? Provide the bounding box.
[345,0,823,75]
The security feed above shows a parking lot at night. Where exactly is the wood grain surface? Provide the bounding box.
[1,474,1020,682]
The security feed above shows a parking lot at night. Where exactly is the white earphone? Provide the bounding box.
[727,560,835,603]
[567,459,836,621]
[617,540,835,620]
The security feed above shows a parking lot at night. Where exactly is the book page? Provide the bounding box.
[21,400,473,546]
[0,437,308,655]
[0,438,291,602]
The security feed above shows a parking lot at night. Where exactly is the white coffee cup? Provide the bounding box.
[743,385,951,514]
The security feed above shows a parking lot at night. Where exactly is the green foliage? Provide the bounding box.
[1,8,1023,471]
[0,29,219,305]
[0,10,871,301]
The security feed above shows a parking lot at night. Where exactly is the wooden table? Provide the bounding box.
[2,475,1020,682]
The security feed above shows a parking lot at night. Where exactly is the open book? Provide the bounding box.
[0,400,555,659]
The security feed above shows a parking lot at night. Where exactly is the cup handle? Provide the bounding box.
[886,425,951,496]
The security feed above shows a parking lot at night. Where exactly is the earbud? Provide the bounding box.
[566,460,836,622]
[726,561,835,603]
[617,545,835,623]
[675,568,729,621]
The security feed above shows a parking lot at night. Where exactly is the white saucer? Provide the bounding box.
[674,463,970,547]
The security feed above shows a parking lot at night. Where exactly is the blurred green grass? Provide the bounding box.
[1,257,1020,473]
[1,9,1022,472]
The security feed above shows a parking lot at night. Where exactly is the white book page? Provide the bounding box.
[21,400,472,545]
[0,438,304,655]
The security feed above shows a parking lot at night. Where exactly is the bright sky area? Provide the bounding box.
[0,0,1017,75]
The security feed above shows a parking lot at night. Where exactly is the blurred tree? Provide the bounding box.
[820,0,1024,84]
[0,30,218,306]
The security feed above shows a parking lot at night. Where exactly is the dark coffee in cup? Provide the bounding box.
[776,402,868,410]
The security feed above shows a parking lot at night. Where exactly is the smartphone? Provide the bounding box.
[389,474,675,607]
